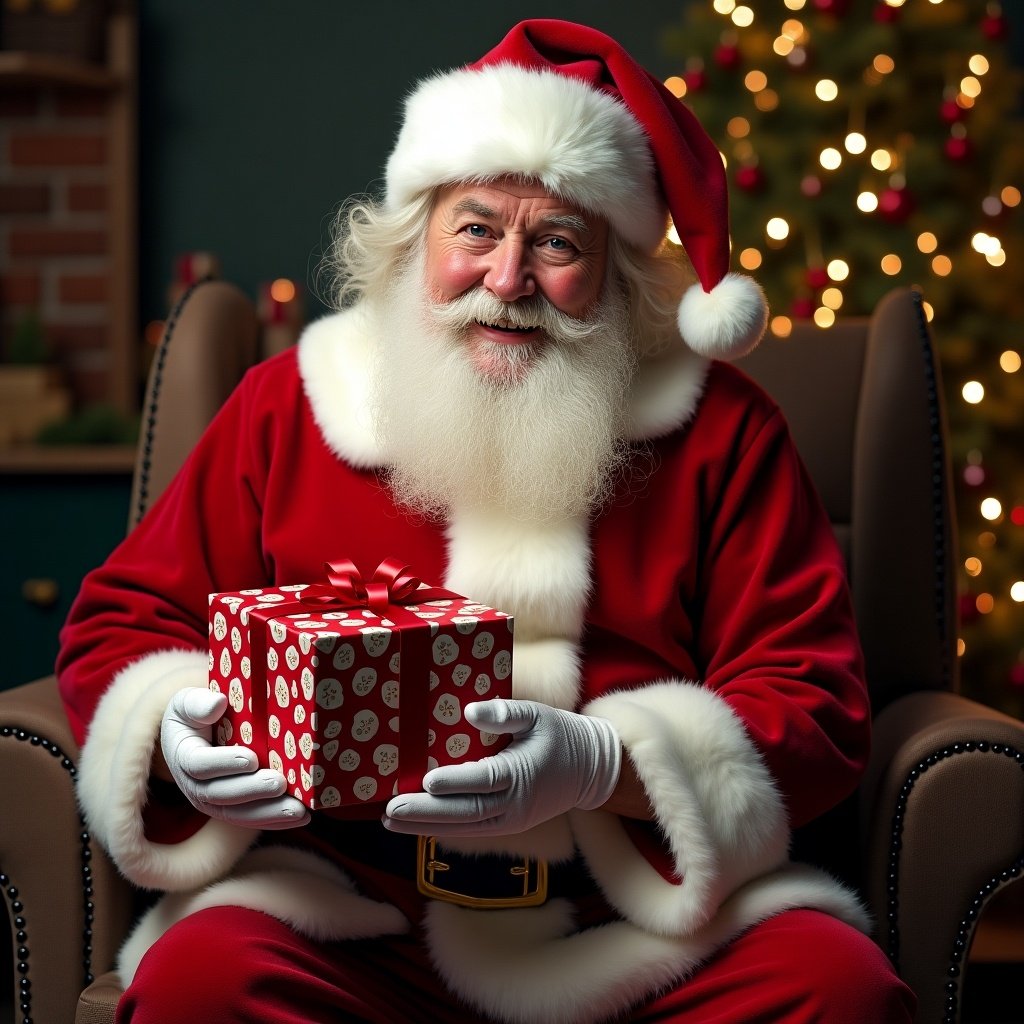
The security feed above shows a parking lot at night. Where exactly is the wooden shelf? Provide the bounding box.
[0,444,135,475]
[0,50,119,90]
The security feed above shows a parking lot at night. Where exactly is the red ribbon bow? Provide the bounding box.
[244,558,460,804]
[300,557,433,615]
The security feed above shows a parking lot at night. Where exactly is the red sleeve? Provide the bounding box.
[696,405,869,827]
[56,366,273,745]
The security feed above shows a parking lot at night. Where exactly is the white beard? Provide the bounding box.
[369,252,637,524]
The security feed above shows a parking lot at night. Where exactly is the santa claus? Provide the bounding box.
[58,19,915,1024]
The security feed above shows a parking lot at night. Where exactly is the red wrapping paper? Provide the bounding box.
[208,560,514,810]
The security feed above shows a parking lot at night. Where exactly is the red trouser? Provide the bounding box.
[118,905,915,1023]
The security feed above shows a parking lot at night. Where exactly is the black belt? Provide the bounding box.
[308,816,587,909]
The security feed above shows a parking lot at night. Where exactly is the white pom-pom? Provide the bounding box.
[676,273,769,360]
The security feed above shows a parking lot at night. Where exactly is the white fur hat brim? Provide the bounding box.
[385,63,666,252]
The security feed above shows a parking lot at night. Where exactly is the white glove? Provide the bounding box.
[160,687,310,830]
[382,698,621,836]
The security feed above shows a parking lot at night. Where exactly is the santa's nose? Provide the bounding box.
[483,239,535,302]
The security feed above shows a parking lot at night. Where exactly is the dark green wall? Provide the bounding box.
[138,1,692,326]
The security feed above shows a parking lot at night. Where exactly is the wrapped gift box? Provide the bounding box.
[208,578,513,811]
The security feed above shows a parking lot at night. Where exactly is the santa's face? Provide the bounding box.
[424,178,609,383]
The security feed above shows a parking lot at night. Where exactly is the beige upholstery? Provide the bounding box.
[1,283,1020,1024]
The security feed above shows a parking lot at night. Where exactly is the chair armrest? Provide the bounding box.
[861,690,1024,1024]
[0,676,134,1024]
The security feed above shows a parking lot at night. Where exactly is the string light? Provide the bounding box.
[827,259,849,281]
[870,149,893,171]
[1011,582,1024,603]
[815,79,839,102]
[771,315,793,337]
[713,0,736,13]
[813,307,836,328]
[782,0,805,9]
[917,232,939,253]
[845,132,867,154]
[664,76,687,98]
[270,278,296,303]
[922,301,935,322]
[857,191,879,212]
[745,70,768,92]
[773,36,795,56]
[999,351,1021,373]
[732,5,755,27]
[819,147,842,170]
[1001,186,1021,207]
[965,557,983,577]
[960,76,982,98]
[958,639,967,657]
[981,497,1003,521]
[880,254,902,275]
[976,593,995,614]
[822,287,844,310]
[969,54,990,75]
[766,217,790,240]
[962,380,985,404]
[780,19,805,40]
[754,90,779,111]
[932,255,953,276]
[739,247,763,269]
[727,116,750,137]
[873,55,895,75]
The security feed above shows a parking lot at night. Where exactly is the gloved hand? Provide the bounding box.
[160,687,310,830]
[382,698,621,836]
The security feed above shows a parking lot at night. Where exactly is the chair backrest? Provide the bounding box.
[133,283,957,713]
[129,279,260,529]
[741,288,958,711]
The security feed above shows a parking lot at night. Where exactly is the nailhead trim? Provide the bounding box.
[885,740,1024,1024]
[1,725,94,1024]
[133,275,215,527]
[910,289,953,692]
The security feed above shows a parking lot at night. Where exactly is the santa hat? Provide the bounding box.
[385,19,768,360]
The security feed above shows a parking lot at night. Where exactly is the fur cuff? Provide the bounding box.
[577,679,789,935]
[117,845,409,986]
[76,649,255,891]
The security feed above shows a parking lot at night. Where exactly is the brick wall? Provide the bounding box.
[0,84,118,407]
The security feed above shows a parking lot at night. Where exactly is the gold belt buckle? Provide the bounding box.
[416,835,548,909]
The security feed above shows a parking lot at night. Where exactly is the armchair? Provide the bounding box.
[1,281,1020,1024]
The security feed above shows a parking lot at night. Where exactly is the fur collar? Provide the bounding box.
[297,305,709,469]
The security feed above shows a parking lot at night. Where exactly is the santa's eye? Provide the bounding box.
[465,224,488,237]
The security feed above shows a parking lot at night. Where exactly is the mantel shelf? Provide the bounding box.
[0,50,119,90]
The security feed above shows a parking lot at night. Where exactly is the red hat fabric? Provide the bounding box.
[385,19,768,359]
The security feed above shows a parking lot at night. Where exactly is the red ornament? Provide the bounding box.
[959,592,981,625]
[714,44,741,72]
[1009,663,1024,690]
[813,0,850,14]
[877,186,915,224]
[800,174,823,198]
[945,136,973,163]
[940,99,966,125]
[735,165,765,193]
[684,68,708,92]
[873,2,900,23]
[806,266,830,290]
[981,13,1009,41]
[792,297,816,319]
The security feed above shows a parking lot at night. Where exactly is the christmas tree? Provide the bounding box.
[661,0,1024,715]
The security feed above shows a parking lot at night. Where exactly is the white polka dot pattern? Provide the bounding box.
[207,585,513,812]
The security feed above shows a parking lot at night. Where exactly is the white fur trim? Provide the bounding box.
[622,345,709,442]
[77,650,256,892]
[578,680,789,935]
[425,862,868,1024]
[676,274,768,360]
[386,65,665,252]
[117,845,409,986]
[297,306,380,467]
[297,302,713,473]
[511,638,581,711]
[444,510,591,643]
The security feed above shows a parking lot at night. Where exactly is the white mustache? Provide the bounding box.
[426,289,603,345]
